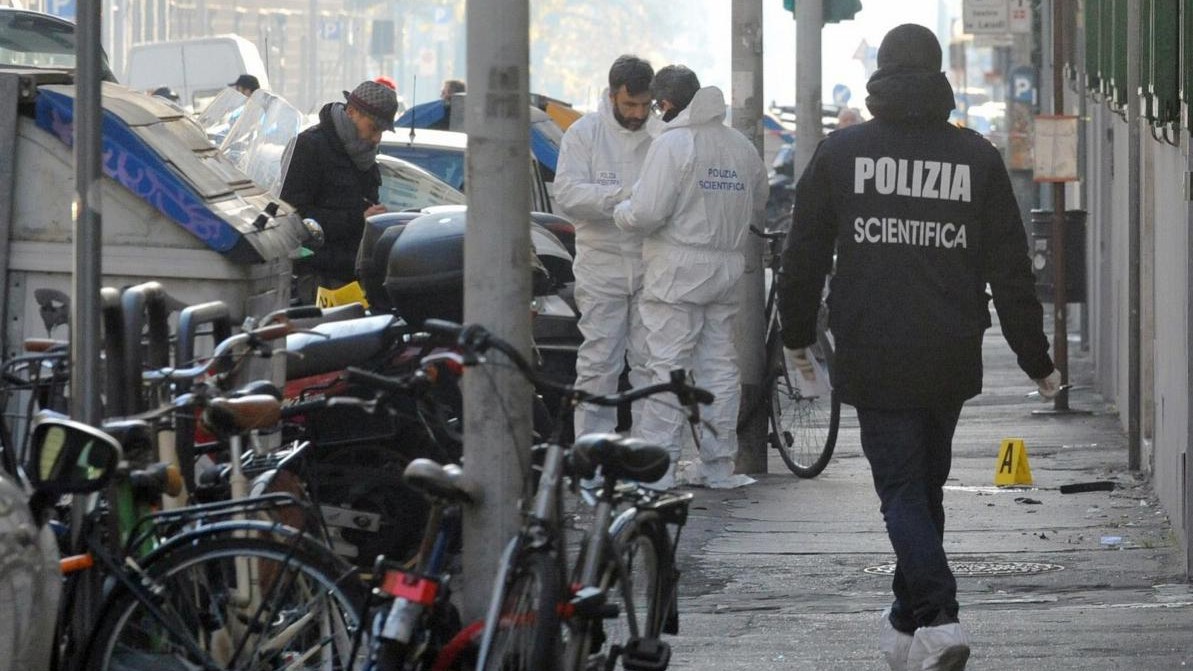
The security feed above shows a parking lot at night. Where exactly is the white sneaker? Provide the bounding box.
[704,473,756,489]
[879,608,914,671]
[579,474,605,490]
[905,622,970,671]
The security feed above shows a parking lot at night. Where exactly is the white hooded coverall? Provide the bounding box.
[613,86,768,487]
[554,90,660,438]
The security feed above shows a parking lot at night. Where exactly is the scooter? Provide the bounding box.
[265,208,580,567]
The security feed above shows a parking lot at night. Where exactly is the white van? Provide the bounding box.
[124,35,268,113]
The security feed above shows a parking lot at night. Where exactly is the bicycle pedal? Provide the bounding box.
[570,586,608,618]
[621,637,671,671]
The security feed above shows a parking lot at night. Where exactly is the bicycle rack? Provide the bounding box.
[121,281,176,414]
[173,300,233,492]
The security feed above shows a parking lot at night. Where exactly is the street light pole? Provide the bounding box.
[793,0,823,180]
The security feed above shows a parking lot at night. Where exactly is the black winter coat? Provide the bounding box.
[777,113,1054,409]
[280,103,381,284]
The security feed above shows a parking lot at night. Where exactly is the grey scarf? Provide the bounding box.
[330,102,379,171]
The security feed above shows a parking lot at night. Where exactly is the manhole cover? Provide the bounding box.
[863,560,1065,577]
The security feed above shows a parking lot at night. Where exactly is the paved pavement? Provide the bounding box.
[667,323,1193,669]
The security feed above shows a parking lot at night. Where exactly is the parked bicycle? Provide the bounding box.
[748,225,841,478]
[355,456,482,671]
[415,320,709,671]
[13,314,371,671]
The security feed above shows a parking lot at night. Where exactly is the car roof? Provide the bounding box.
[380,127,467,151]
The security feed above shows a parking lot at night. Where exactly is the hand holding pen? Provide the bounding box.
[363,197,387,218]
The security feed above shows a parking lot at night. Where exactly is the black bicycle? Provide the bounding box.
[751,225,840,478]
[422,320,708,671]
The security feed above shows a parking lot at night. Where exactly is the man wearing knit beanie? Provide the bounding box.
[280,80,397,298]
[778,23,1059,671]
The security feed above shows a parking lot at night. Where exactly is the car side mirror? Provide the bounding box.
[24,416,122,496]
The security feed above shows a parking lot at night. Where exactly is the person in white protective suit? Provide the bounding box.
[554,55,661,440]
[613,66,768,489]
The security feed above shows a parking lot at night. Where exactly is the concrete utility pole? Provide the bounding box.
[731,0,767,474]
[794,0,823,180]
[460,0,532,623]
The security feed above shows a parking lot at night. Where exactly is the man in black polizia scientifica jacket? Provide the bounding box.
[777,23,1060,671]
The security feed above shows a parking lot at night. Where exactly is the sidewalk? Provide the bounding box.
[669,324,1192,669]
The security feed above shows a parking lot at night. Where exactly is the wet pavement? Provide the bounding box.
[666,320,1193,669]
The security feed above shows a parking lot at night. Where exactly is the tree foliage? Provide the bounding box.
[527,0,720,106]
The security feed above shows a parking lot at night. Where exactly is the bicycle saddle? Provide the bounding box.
[571,433,671,485]
[404,458,481,505]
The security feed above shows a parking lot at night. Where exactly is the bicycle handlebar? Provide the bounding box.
[421,318,714,412]
[142,318,296,383]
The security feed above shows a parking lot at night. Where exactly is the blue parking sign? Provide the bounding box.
[320,18,342,41]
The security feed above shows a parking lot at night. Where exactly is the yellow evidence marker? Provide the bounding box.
[994,438,1034,486]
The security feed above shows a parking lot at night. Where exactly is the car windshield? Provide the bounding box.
[377,144,466,191]
[0,11,77,69]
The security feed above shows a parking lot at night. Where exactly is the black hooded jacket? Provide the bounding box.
[777,71,1054,409]
[280,102,382,283]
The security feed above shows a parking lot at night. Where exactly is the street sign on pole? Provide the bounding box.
[963,0,1009,34]
[1009,0,1032,33]
[964,0,1032,35]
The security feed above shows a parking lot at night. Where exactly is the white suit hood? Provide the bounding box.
[660,86,727,131]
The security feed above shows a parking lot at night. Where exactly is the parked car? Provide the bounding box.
[0,6,115,80]
[375,154,466,213]
[378,128,555,214]
[395,96,565,179]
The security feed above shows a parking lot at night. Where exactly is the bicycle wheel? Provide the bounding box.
[83,535,366,671]
[575,512,669,669]
[483,550,562,671]
[768,316,840,478]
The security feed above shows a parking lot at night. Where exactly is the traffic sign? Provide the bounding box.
[1010,65,1037,106]
[1009,0,1032,33]
[832,84,852,107]
[963,0,1009,34]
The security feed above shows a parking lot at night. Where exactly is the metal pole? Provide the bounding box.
[731,0,767,474]
[1126,0,1142,470]
[1050,0,1070,411]
[74,0,105,427]
[793,0,822,180]
[69,0,107,646]
[307,0,319,110]
[460,0,532,623]
[0,75,17,357]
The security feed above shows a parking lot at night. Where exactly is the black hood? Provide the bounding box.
[864,69,955,125]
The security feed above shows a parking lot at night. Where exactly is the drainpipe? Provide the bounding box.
[1126,0,1142,471]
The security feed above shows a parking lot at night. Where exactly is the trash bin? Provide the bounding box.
[1029,209,1086,303]
[4,78,305,360]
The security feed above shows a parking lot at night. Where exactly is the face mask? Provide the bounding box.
[662,107,680,122]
